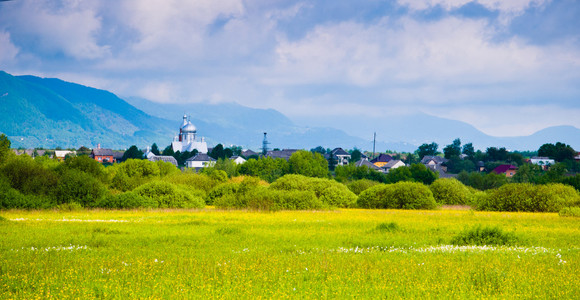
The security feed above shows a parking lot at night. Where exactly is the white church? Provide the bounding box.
[171,114,208,154]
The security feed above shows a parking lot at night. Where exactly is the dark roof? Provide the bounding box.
[242,150,259,157]
[266,149,299,160]
[149,155,178,166]
[492,164,517,174]
[186,153,216,162]
[355,159,381,171]
[112,151,125,159]
[370,154,393,163]
[425,164,457,178]
[421,156,448,165]
[331,148,350,156]
[92,148,114,156]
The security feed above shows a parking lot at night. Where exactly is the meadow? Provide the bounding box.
[0,208,578,299]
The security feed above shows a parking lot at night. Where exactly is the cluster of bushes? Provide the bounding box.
[357,182,437,210]
[209,175,356,211]
[474,183,580,212]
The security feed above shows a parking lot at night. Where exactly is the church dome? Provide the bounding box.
[182,121,197,133]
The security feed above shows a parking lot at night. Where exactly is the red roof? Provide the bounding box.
[492,164,517,174]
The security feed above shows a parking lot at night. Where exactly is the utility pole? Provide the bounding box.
[372,132,376,160]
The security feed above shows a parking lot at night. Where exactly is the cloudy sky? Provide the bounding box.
[1,0,579,138]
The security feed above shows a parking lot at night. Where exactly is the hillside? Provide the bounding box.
[1,71,578,151]
[0,71,174,149]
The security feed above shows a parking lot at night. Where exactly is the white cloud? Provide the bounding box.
[397,0,550,14]
[2,1,109,60]
[0,31,19,63]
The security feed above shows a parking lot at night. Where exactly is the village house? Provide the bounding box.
[230,156,246,164]
[186,153,216,169]
[492,164,518,177]
[148,155,178,167]
[90,145,115,163]
[54,150,76,161]
[530,156,555,170]
[330,148,351,166]
[370,154,393,168]
[381,159,406,173]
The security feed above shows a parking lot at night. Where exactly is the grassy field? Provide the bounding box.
[0,208,578,299]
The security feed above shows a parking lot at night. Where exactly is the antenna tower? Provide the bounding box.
[261,132,271,156]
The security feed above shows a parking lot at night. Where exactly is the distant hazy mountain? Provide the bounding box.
[1,70,578,151]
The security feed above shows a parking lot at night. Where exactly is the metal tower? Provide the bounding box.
[261,132,270,156]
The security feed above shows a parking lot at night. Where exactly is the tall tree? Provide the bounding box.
[416,142,439,159]
[151,143,160,155]
[122,145,144,161]
[443,138,461,159]
[350,148,362,163]
[462,143,475,159]
[210,144,226,160]
[0,133,11,164]
[289,150,329,178]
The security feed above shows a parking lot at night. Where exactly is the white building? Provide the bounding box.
[171,115,208,154]
[186,153,216,168]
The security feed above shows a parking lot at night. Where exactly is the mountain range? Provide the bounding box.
[0,70,578,152]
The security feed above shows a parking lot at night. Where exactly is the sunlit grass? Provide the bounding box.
[0,208,578,298]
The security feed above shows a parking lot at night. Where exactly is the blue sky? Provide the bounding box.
[0,0,579,138]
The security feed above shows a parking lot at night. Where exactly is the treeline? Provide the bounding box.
[1,134,579,213]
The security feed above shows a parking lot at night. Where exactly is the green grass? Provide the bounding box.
[0,208,578,298]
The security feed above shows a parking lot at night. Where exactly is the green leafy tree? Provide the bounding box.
[122,145,144,161]
[416,142,439,159]
[210,144,226,160]
[386,166,413,183]
[151,143,160,155]
[162,145,175,156]
[462,143,475,159]
[238,157,289,183]
[76,146,91,156]
[443,138,462,159]
[350,148,362,163]
[486,147,508,162]
[288,150,328,178]
[409,163,438,185]
[511,164,541,183]
[0,134,11,164]
[310,146,326,154]
[538,142,576,162]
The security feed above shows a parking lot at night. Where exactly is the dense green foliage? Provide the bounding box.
[451,225,518,246]
[288,150,329,178]
[430,178,471,205]
[270,174,357,208]
[474,183,580,212]
[357,182,437,210]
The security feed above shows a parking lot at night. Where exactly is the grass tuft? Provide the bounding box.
[374,222,400,232]
[451,225,518,246]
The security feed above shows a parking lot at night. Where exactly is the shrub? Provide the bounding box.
[430,178,471,205]
[62,155,108,183]
[56,202,84,211]
[97,192,157,209]
[55,169,109,207]
[164,171,222,194]
[109,159,161,191]
[374,222,400,232]
[357,182,437,210]
[206,183,240,206]
[1,155,59,197]
[270,174,357,208]
[559,207,580,218]
[347,179,380,195]
[134,181,205,208]
[451,225,518,246]
[478,183,580,212]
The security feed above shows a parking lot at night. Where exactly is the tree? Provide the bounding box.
[443,138,462,159]
[310,146,326,154]
[162,145,174,156]
[462,143,475,159]
[288,150,328,178]
[350,148,362,163]
[210,144,226,160]
[409,163,438,185]
[486,147,508,162]
[538,142,575,162]
[122,146,144,161]
[416,142,439,159]
[151,143,160,155]
[0,134,11,164]
[76,146,92,156]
